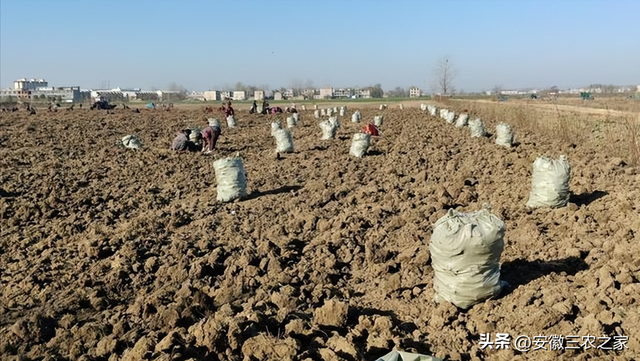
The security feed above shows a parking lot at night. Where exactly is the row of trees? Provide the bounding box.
[167,58,459,99]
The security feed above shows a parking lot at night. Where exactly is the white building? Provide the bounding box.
[333,88,352,98]
[273,91,283,100]
[355,89,371,99]
[204,90,220,101]
[232,91,246,101]
[91,89,125,102]
[14,78,48,90]
[409,86,422,98]
[186,91,205,101]
[253,90,264,100]
[319,87,333,99]
[31,86,83,103]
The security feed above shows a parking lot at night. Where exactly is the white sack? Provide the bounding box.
[292,112,299,123]
[351,110,362,123]
[445,111,456,124]
[286,116,296,128]
[208,118,221,128]
[468,118,486,138]
[495,123,513,147]
[226,115,236,128]
[271,122,283,136]
[439,108,448,119]
[339,106,346,116]
[455,113,469,128]
[319,116,340,139]
[321,108,327,116]
[314,109,321,119]
[430,205,505,309]
[273,128,294,153]
[374,115,384,127]
[374,349,443,361]
[420,103,427,111]
[189,129,202,145]
[428,105,437,116]
[526,155,571,208]
[213,157,247,202]
[121,135,141,149]
[301,104,306,111]
[349,133,371,157]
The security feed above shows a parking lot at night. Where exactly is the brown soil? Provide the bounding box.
[1,104,639,361]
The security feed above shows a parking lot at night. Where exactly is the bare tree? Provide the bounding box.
[433,58,457,95]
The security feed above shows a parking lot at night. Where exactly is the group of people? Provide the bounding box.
[249,100,294,115]
[170,100,234,153]
[171,117,222,154]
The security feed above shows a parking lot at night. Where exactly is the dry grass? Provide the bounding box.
[450,98,640,166]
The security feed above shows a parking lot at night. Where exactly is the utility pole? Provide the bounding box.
[443,59,448,95]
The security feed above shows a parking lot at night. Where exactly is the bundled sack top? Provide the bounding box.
[430,205,506,309]
[526,155,571,208]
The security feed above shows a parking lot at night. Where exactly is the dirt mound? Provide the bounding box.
[1,104,638,360]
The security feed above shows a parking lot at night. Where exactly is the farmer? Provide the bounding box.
[201,119,222,154]
[363,123,380,136]
[171,129,193,151]
[250,100,258,114]
[225,103,235,118]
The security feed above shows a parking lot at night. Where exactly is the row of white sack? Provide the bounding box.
[425,105,572,208]
[422,104,515,147]
[271,120,372,158]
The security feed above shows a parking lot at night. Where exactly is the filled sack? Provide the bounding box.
[430,205,506,309]
[526,155,571,208]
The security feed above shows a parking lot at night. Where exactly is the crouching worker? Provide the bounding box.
[201,118,222,154]
[171,129,195,151]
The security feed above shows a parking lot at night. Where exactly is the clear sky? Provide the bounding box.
[1,0,639,93]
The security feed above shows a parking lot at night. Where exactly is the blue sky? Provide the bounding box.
[1,0,639,92]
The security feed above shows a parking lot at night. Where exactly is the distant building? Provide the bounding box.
[14,78,48,90]
[273,91,283,100]
[136,91,159,101]
[283,89,294,99]
[204,90,220,101]
[220,91,232,100]
[31,86,82,103]
[0,89,31,101]
[302,88,315,99]
[186,91,205,101]
[355,89,371,99]
[157,90,182,101]
[319,87,333,99]
[92,89,125,102]
[253,90,264,100]
[409,86,422,98]
[637,85,640,92]
[333,88,352,98]
[118,88,141,100]
[232,91,246,101]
